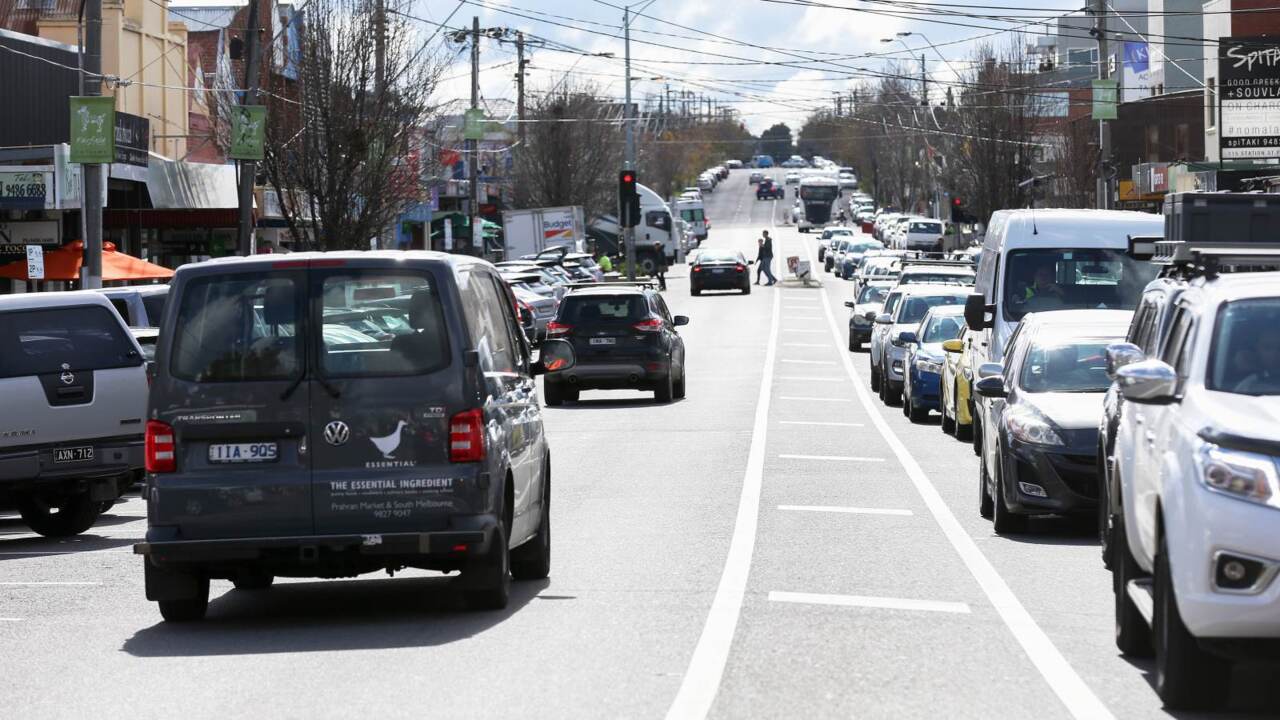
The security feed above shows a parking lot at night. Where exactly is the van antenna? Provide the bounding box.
[1030,205,1038,235]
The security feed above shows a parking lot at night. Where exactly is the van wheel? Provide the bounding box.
[1113,517,1154,657]
[232,571,275,591]
[1154,532,1230,709]
[18,493,102,537]
[465,523,511,611]
[941,405,956,435]
[511,471,550,581]
[158,576,210,623]
[543,382,564,407]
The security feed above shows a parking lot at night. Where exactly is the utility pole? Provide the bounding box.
[82,0,103,288]
[374,0,385,94]
[469,16,481,255]
[236,0,263,255]
[623,6,636,280]
[834,92,843,117]
[1093,0,1111,209]
[920,54,928,106]
[516,31,527,144]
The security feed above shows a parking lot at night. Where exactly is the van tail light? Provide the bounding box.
[145,420,176,473]
[633,317,664,332]
[449,409,485,463]
[546,321,572,338]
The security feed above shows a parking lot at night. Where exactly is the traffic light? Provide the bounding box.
[619,170,641,228]
[950,196,963,223]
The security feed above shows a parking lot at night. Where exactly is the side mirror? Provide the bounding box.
[843,300,856,309]
[974,375,1007,398]
[942,339,963,353]
[534,339,576,376]
[894,330,917,346]
[673,315,690,327]
[964,293,994,331]
[1116,359,1178,404]
[875,313,893,325]
[747,260,755,265]
[977,362,1003,379]
[1105,342,1145,379]
[864,310,877,321]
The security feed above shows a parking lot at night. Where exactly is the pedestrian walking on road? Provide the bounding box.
[756,230,777,286]
[652,242,668,291]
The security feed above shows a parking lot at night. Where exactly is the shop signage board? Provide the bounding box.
[230,106,267,160]
[69,96,116,164]
[1091,79,1118,120]
[0,170,54,210]
[114,112,150,167]
[0,219,60,256]
[1219,37,1280,160]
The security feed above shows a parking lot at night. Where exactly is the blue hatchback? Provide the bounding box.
[902,306,966,423]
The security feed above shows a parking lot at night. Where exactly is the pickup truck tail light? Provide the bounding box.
[145,420,176,473]
[449,409,485,463]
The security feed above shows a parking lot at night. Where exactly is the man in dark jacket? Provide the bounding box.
[756,230,777,285]
[652,242,668,290]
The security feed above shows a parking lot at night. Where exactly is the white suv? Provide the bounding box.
[1111,271,1280,709]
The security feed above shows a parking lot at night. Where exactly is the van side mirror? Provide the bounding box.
[1116,359,1178,404]
[1105,342,1145,379]
[534,340,576,376]
[964,293,993,331]
[974,375,1007,398]
[864,310,877,321]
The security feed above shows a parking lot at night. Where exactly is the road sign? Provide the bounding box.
[26,245,44,280]
[1091,79,1118,120]
[69,96,116,164]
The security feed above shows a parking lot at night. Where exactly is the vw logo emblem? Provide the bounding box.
[60,371,75,385]
[323,420,350,446]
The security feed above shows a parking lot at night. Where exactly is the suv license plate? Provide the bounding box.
[712,268,726,274]
[589,337,616,346]
[54,446,94,464]
[208,442,278,463]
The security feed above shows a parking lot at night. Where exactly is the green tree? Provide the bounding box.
[758,122,793,162]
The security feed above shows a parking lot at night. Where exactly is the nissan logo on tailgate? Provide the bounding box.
[323,421,350,446]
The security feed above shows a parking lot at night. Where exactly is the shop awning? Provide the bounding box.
[0,240,174,281]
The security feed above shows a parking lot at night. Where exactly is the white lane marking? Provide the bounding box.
[0,549,132,555]
[783,305,818,310]
[776,376,845,381]
[769,591,971,614]
[777,396,851,402]
[777,454,885,462]
[0,581,102,586]
[784,316,822,320]
[0,618,23,622]
[665,286,779,720]
[782,329,824,334]
[782,342,830,348]
[779,420,863,427]
[778,504,913,516]
[810,252,1116,720]
[780,359,834,365]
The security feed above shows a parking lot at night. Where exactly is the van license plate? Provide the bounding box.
[589,337,616,345]
[54,447,94,463]
[208,442,278,463]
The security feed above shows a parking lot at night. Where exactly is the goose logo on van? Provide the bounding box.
[323,420,350,446]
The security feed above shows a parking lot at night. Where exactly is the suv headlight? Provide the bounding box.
[1004,407,1064,447]
[915,353,943,374]
[1197,445,1279,509]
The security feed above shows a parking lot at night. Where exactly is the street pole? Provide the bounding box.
[920,54,928,106]
[77,0,88,284]
[516,31,526,144]
[82,0,103,288]
[469,16,481,256]
[1094,0,1110,209]
[236,0,262,255]
[623,6,636,281]
[374,0,385,96]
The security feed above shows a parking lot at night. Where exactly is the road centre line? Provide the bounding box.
[780,359,834,365]
[778,454,885,462]
[811,255,1116,720]
[781,329,825,334]
[778,420,863,426]
[778,505,913,516]
[781,343,830,348]
[776,376,845,382]
[769,591,971,614]
[665,288,779,720]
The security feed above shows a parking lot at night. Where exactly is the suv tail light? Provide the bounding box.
[735,264,745,272]
[692,266,702,273]
[146,420,176,473]
[449,409,484,463]
[546,321,571,338]
[633,317,663,332]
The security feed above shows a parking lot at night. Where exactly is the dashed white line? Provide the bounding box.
[782,342,830,348]
[780,359,834,365]
[777,396,851,402]
[777,454,885,462]
[776,376,845,381]
[778,504,913,516]
[778,420,863,427]
[0,618,23,622]
[769,591,971,614]
[781,329,825,334]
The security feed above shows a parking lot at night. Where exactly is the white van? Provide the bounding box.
[674,198,708,243]
[902,217,946,252]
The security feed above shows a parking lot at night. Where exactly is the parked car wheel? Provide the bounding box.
[543,381,565,407]
[1112,516,1154,657]
[465,522,511,611]
[1154,532,1230,709]
[18,493,102,538]
[655,371,675,403]
[158,576,210,623]
[991,445,1027,534]
[978,451,994,519]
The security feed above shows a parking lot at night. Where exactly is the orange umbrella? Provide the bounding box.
[0,240,174,282]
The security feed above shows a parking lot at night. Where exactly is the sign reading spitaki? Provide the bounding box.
[1219,37,1280,160]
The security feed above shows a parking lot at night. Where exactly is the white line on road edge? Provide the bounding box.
[0,581,102,586]
[776,376,846,382]
[769,591,970,614]
[782,343,830,348]
[778,505,913,516]
[778,454,886,462]
[665,287,780,720]
[781,329,825,334]
[778,396,851,402]
[812,266,1116,720]
[0,618,23,622]
[780,359,834,365]
[779,420,863,427]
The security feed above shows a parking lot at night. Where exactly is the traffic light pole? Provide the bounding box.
[623,6,636,280]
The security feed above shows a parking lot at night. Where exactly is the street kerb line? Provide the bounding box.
[769,591,970,614]
[810,251,1115,720]
[665,286,779,720]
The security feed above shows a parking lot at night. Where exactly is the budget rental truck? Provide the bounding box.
[501,206,587,260]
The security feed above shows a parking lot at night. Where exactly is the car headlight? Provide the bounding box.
[915,355,943,374]
[1004,407,1064,447]
[1197,445,1280,509]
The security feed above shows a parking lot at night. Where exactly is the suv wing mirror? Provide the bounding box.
[673,315,690,327]
[1116,359,1178,404]
[1105,342,1145,379]
[534,339,576,376]
[964,293,994,331]
[976,362,1003,379]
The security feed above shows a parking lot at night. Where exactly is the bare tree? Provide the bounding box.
[1052,116,1098,208]
[260,0,443,250]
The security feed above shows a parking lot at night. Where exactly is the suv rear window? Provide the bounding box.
[170,275,302,382]
[559,295,648,324]
[0,306,140,378]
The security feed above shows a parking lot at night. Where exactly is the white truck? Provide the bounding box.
[500,206,586,260]
[589,183,678,274]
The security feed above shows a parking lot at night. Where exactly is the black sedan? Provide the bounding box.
[690,249,751,296]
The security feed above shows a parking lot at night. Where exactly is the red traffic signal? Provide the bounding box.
[952,197,962,206]
[619,170,640,228]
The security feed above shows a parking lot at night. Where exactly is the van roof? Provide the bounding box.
[178,250,490,276]
[992,209,1162,250]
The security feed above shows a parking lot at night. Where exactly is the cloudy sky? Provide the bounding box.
[423,0,1089,134]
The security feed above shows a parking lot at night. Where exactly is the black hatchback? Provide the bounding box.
[543,283,688,404]
[690,249,751,295]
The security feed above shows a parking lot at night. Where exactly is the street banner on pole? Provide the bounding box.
[69,97,115,164]
[464,108,486,140]
[26,245,44,280]
[1219,37,1280,160]
[230,106,267,160]
[1091,79,1118,120]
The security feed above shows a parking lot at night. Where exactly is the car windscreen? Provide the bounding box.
[1002,249,1156,322]
[559,295,648,324]
[922,314,965,343]
[851,241,884,254]
[910,222,943,234]
[858,284,888,304]
[1208,298,1280,396]
[324,273,450,377]
[170,274,302,382]
[897,293,966,324]
[0,306,140,378]
[697,251,743,264]
[800,185,839,202]
[1019,340,1113,393]
[142,292,167,325]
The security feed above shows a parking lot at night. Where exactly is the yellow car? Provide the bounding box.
[940,327,975,441]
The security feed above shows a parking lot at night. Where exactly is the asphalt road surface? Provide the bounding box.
[4,171,1278,719]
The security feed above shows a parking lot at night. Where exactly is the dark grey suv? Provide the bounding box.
[136,252,575,621]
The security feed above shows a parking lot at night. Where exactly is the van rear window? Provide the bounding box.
[170,275,302,382]
[321,273,450,377]
[0,306,140,378]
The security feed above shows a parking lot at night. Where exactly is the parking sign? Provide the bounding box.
[26,244,44,280]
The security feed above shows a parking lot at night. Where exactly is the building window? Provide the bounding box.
[1207,77,1217,130]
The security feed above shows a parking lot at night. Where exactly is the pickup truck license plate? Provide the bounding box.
[54,446,94,463]
[589,337,616,346]
[208,442,278,463]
